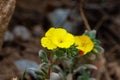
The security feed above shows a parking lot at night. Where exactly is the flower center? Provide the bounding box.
[59,40,63,43]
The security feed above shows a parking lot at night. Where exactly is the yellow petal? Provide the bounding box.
[41,37,57,50]
[75,35,94,55]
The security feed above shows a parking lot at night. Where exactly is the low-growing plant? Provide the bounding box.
[22,27,104,80]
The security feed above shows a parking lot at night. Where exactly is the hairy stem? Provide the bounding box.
[48,52,54,79]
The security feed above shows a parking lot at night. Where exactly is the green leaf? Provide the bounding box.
[84,52,92,59]
[93,46,104,54]
[52,65,65,80]
[55,50,65,57]
[41,68,48,76]
[35,71,44,76]
[37,63,50,79]
[65,45,79,58]
[21,70,26,80]
[39,50,49,63]
[92,39,101,46]
[84,30,96,39]
[82,71,90,80]
[74,64,97,75]
[35,70,47,79]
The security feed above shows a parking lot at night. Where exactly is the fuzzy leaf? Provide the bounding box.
[21,70,26,80]
[82,71,90,80]
[94,46,104,54]
[39,50,49,63]
[55,50,65,57]
[84,30,96,39]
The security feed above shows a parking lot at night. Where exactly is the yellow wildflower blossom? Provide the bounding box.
[50,28,74,48]
[41,27,75,49]
[52,33,75,48]
[41,37,57,50]
[75,35,94,55]
[45,27,56,37]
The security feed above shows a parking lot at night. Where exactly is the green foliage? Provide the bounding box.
[53,49,65,57]
[35,70,48,79]
[74,64,97,80]
[21,70,26,80]
[34,63,49,79]
[65,45,79,58]
[82,71,90,80]
[51,45,78,60]
[39,50,49,63]
[84,30,96,39]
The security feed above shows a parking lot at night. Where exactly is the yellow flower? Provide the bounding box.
[45,27,56,37]
[52,33,75,48]
[50,28,74,48]
[41,37,57,50]
[75,35,94,55]
[41,27,75,49]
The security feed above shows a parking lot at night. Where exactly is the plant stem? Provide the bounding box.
[69,58,74,80]
[48,67,51,79]
[80,0,91,31]
[48,52,53,79]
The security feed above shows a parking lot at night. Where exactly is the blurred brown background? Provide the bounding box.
[0,0,120,80]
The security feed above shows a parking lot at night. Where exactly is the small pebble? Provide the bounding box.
[4,31,14,42]
[33,25,45,37]
[48,8,70,27]
[13,25,31,41]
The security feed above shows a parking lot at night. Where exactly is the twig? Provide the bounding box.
[79,0,91,31]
